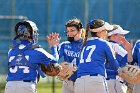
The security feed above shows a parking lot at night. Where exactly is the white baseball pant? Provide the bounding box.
[132,83,140,93]
[5,81,36,93]
[62,80,75,93]
[74,75,109,93]
[107,79,127,93]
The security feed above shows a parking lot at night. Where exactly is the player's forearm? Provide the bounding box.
[109,60,119,71]
[127,50,133,62]
[106,69,118,75]
[51,46,59,61]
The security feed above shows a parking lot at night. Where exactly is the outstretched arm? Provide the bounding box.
[46,33,61,47]
[121,38,133,62]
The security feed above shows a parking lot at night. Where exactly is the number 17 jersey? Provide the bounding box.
[77,37,119,77]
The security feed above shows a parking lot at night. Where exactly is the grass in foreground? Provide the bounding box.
[37,82,62,93]
[0,82,62,93]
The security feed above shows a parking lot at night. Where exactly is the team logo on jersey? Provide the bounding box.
[16,56,22,62]
[65,45,71,49]
[16,54,23,63]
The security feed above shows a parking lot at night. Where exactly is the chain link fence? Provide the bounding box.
[0,16,28,93]
[0,15,62,93]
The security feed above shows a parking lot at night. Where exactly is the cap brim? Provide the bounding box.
[121,30,130,34]
[108,29,130,36]
[104,22,114,31]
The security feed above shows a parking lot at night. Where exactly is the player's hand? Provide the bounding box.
[112,46,118,56]
[121,38,132,52]
[46,33,61,47]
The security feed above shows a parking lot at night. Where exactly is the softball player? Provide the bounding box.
[74,19,119,93]
[132,39,140,93]
[106,25,132,93]
[47,18,85,93]
[5,20,59,93]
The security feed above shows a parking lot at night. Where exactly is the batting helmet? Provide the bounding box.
[14,20,38,44]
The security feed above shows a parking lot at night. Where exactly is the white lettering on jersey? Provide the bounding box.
[80,47,85,63]
[19,66,29,73]
[72,58,76,65]
[25,55,29,60]
[64,49,80,57]
[10,66,29,73]
[9,56,15,62]
[80,45,96,63]
[10,66,18,73]
[9,55,30,73]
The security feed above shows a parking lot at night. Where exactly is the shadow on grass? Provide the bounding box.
[0,82,5,93]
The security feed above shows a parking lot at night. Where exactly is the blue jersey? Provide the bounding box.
[51,38,83,81]
[105,41,128,79]
[7,41,57,82]
[132,40,140,66]
[77,37,119,78]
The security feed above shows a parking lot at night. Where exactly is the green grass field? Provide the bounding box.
[0,75,131,93]
[0,82,62,93]
[0,82,132,93]
[0,75,62,93]
[37,82,62,93]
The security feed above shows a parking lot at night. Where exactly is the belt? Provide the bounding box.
[68,79,75,82]
[106,78,125,84]
[23,80,33,82]
[78,73,99,78]
[119,81,125,84]
[7,80,34,83]
[106,78,111,80]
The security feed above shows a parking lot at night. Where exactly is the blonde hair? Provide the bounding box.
[107,24,119,39]
[80,28,86,44]
[111,25,119,31]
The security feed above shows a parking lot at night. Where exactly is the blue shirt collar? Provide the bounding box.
[20,40,31,45]
[74,38,83,43]
[108,40,117,43]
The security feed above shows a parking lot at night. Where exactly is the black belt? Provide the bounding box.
[23,80,33,82]
[106,78,125,84]
[119,81,125,84]
[68,79,75,82]
[78,73,99,78]
[106,78,111,80]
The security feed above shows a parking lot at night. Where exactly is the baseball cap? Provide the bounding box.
[108,25,130,36]
[90,22,114,32]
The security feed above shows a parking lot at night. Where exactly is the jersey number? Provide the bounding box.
[9,56,30,73]
[10,66,30,73]
[80,45,96,63]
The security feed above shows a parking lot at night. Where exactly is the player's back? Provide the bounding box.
[78,37,117,77]
[7,43,54,82]
[132,39,140,66]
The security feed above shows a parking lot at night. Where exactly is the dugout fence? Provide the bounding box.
[0,15,62,93]
[0,15,28,93]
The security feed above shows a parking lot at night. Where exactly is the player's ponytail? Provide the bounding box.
[82,19,104,47]
[82,23,90,47]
